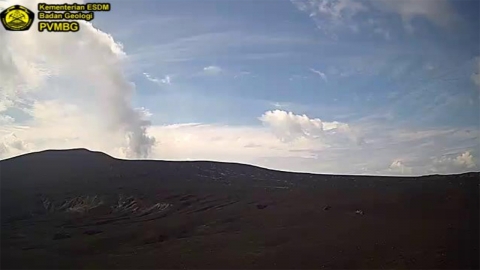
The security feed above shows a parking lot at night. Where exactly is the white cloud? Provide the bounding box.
[203,65,222,75]
[162,76,171,85]
[258,110,359,147]
[0,99,159,160]
[388,159,413,175]
[453,151,476,169]
[309,68,328,82]
[293,0,366,22]
[0,115,14,125]
[259,110,324,142]
[0,100,120,156]
[292,0,367,36]
[0,95,14,113]
[143,73,159,83]
[0,133,30,157]
[432,151,478,174]
[149,124,290,162]
[144,72,172,85]
[272,102,286,108]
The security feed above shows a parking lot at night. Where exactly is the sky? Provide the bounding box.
[0,0,479,176]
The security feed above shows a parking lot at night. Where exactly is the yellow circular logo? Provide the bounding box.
[1,5,35,31]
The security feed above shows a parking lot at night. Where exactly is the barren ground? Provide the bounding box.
[1,149,478,269]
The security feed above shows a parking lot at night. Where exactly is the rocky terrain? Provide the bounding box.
[1,149,479,269]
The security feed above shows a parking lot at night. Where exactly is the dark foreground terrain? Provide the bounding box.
[1,149,479,269]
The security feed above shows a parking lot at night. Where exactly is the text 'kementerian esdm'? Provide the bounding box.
[0,3,110,32]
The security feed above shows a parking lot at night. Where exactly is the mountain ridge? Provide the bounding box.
[2,148,478,178]
[1,148,478,269]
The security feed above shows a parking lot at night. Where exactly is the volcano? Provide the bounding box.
[1,149,478,269]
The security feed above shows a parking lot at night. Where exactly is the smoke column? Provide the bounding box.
[0,0,156,158]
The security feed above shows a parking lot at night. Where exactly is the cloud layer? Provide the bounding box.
[2,101,478,176]
[203,65,223,75]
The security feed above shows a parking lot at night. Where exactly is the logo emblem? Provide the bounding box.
[1,5,35,31]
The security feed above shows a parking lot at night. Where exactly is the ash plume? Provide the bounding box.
[0,0,156,158]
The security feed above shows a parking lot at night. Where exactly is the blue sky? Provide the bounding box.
[91,0,479,126]
[0,0,479,175]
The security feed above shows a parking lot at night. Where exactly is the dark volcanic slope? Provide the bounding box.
[1,149,479,269]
